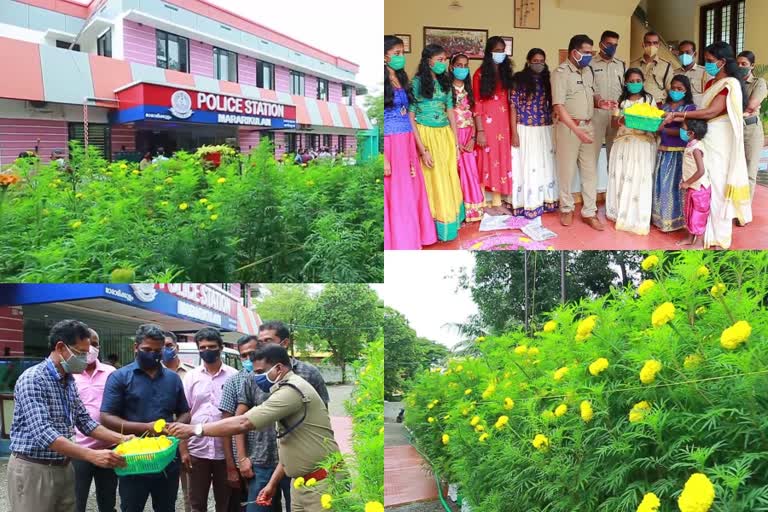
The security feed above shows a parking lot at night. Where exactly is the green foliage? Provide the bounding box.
[405,251,768,512]
[255,284,315,354]
[0,140,382,282]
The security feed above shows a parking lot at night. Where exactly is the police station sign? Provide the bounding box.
[113,83,298,129]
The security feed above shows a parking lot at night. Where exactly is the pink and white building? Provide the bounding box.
[0,0,372,164]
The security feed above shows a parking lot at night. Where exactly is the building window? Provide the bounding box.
[317,78,329,101]
[290,71,305,95]
[97,29,112,58]
[256,60,275,90]
[322,134,332,148]
[56,40,80,51]
[214,47,238,82]
[156,30,189,72]
[700,0,746,58]
[286,133,298,154]
[68,123,111,161]
[338,135,347,152]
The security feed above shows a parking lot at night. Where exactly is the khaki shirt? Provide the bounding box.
[746,76,768,117]
[552,60,595,120]
[244,371,339,478]
[590,54,626,102]
[674,64,707,106]
[630,57,673,104]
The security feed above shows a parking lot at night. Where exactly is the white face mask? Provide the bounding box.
[86,346,99,365]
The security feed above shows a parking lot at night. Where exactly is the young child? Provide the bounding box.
[606,68,658,235]
[450,53,485,222]
[678,118,711,246]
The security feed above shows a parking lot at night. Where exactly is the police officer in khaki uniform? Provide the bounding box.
[168,345,340,512]
[590,30,626,167]
[675,40,707,107]
[738,50,768,202]
[630,31,673,105]
[552,34,607,231]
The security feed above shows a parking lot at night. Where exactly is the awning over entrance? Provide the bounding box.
[237,305,262,336]
[0,36,372,130]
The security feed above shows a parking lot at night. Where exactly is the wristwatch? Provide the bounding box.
[194,423,204,437]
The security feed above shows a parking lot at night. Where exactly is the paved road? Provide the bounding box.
[0,384,355,512]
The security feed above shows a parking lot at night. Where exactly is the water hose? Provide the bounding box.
[403,425,453,512]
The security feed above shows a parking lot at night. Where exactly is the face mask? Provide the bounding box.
[679,53,694,67]
[530,63,545,74]
[136,350,161,371]
[627,82,643,94]
[430,61,447,74]
[241,359,253,372]
[61,345,88,374]
[669,90,686,102]
[452,67,469,80]
[161,347,177,363]
[736,67,750,78]
[387,54,406,71]
[602,44,617,57]
[574,51,592,68]
[86,346,99,365]
[492,52,507,64]
[644,45,659,58]
[199,349,221,364]
[705,61,722,76]
[679,128,690,142]
[253,365,279,393]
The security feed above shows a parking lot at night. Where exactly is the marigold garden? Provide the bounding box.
[404,251,768,512]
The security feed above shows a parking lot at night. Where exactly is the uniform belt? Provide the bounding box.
[745,116,759,126]
[13,453,70,466]
[303,467,329,482]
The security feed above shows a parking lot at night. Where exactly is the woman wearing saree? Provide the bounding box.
[663,42,751,249]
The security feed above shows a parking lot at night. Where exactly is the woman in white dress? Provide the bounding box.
[606,68,658,235]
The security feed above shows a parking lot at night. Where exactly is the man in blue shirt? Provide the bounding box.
[7,320,128,512]
[100,323,191,512]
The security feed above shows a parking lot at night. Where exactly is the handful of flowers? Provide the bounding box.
[114,435,173,455]
[624,102,665,118]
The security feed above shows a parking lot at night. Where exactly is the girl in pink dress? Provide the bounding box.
[472,36,515,215]
[450,53,485,222]
[384,35,437,250]
[679,119,711,247]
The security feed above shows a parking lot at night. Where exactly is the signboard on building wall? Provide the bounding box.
[112,83,298,129]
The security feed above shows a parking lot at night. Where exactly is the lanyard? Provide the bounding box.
[46,359,74,428]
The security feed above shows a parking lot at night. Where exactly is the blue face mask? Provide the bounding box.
[136,350,161,371]
[253,364,279,393]
[241,358,253,372]
[679,53,694,67]
[705,61,722,76]
[627,82,644,94]
[680,128,690,142]
[492,52,507,64]
[669,90,686,102]
[452,67,469,80]
[575,50,592,68]
[161,347,177,363]
[602,43,617,57]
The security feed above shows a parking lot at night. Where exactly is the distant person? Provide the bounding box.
[294,152,303,165]
[139,152,152,170]
[153,147,169,163]
[51,149,66,169]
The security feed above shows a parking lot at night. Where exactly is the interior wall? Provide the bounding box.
[384,0,632,76]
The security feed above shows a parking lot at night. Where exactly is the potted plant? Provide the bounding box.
[195,145,235,168]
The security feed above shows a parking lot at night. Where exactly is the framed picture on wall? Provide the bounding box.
[559,49,568,64]
[515,0,541,30]
[395,34,412,54]
[502,36,513,56]
[423,26,488,60]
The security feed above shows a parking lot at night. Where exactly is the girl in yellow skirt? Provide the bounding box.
[409,44,465,241]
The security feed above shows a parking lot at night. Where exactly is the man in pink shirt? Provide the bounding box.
[72,328,117,512]
[180,327,238,512]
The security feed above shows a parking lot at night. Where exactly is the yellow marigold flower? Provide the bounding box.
[441,434,450,445]
[461,408,470,416]
[75,192,84,199]
[697,265,710,277]
[132,170,140,175]
[210,214,219,221]
[293,477,305,489]
[695,306,706,316]
[476,336,485,343]
[527,347,540,356]
[543,320,557,333]
[532,434,549,451]
[207,204,215,211]
[470,415,480,426]
[217,177,227,184]
[514,345,528,355]
[427,417,435,423]
[636,492,660,512]
[710,283,726,298]
[554,366,569,381]
[70,220,83,229]
[379,427,384,435]
[455,364,463,373]
[651,302,675,327]
[305,478,317,487]
[478,432,489,442]
[503,397,515,410]
[720,320,751,350]
[641,254,659,270]
[541,410,555,420]
[640,360,663,384]
[684,354,703,369]
[475,424,484,432]
[365,502,384,512]
[427,403,435,410]
[179,202,188,210]
[120,163,128,170]
[678,473,715,512]
[464,388,473,395]
[199,198,208,204]
[554,404,568,417]
[637,279,656,297]
[494,415,509,429]
[629,401,651,423]
[482,384,496,399]
[589,357,609,376]
[575,315,598,341]
[580,401,593,422]
[321,494,333,509]
[443,414,450,420]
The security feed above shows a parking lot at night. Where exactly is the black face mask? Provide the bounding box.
[200,350,221,364]
[136,350,161,370]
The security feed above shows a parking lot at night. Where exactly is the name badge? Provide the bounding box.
[594,69,604,73]
[577,81,583,85]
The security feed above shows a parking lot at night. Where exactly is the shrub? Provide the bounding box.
[405,251,768,512]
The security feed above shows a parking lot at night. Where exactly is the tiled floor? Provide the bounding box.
[427,184,768,251]
[331,416,353,455]
[384,423,440,508]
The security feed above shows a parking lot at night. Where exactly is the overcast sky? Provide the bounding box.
[380,252,477,349]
